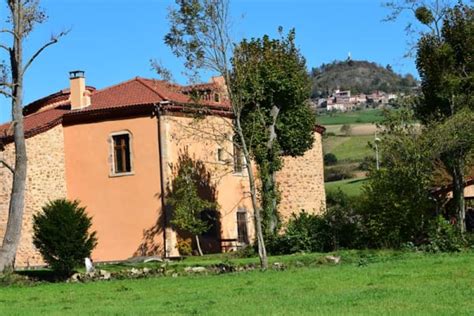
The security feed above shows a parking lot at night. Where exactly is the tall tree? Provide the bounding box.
[163,0,269,268]
[0,0,66,272]
[415,3,473,232]
[232,29,316,237]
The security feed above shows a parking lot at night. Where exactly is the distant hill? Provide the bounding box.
[311,60,418,98]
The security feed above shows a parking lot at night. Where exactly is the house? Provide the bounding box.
[0,71,326,266]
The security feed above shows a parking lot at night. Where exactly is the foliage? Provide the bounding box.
[311,59,418,97]
[232,29,316,237]
[32,199,97,277]
[317,109,385,125]
[414,3,473,231]
[422,216,466,253]
[176,238,193,256]
[323,153,338,166]
[268,192,362,255]
[324,165,354,182]
[340,124,352,136]
[359,109,436,248]
[168,154,217,255]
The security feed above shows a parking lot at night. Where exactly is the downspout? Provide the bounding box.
[155,102,169,257]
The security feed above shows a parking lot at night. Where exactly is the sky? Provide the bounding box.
[0,0,419,124]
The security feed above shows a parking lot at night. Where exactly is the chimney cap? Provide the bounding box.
[69,70,85,79]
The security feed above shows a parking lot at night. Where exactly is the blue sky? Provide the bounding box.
[0,0,418,123]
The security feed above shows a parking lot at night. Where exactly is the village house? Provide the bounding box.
[0,71,326,266]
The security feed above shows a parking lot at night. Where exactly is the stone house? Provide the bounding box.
[0,71,326,266]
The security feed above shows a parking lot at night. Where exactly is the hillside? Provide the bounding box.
[311,60,418,98]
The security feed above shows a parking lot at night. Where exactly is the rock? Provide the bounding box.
[184,266,207,273]
[130,268,142,275]
[272,262,285,270]
[87,271,96,278]
[144,257,163,263]
[143,268,151,274]
[325,255,341,264]
[99,269,111,280]
[172,273,178,278]
[70,273,81,282]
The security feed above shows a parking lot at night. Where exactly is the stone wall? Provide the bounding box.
[0,125,67,267]
[276,131,326,221]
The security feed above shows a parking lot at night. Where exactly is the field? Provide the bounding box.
[1,251,474,315]
[317,109,384,125]
[323,135,373,162]
[325,178,367,196]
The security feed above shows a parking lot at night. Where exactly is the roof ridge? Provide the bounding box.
[92,77,145,96]
[135,77,168,101]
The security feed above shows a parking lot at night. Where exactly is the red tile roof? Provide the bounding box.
[0,76,324,145]
[0,77,231,144]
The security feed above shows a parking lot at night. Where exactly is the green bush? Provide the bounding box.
[33,199,97,277]
[324,166,354,182]
[267,192,363,255]
[323,153,338,166]
[423,216,465,253]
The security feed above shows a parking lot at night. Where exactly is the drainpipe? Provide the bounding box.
[155,102,170,258]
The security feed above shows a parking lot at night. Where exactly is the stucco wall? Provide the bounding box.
[276,131,326,221]
[0,125,67,267]
[64,117,163,262]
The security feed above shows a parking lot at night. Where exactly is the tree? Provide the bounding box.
[360,109,436,247]
[385,1,473,232]
[0,0,67,272]
[340,124,352,136]
[168,154,217,256]
[163,0,270,268]
[231,29,316,237]
[415,3,473,232]
[32,199,97,277]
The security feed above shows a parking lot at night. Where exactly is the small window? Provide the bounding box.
[233,145,243,173]
[237,211,249,244]
[112,133,132,174]
[217,148,225,163]
[214,93,220,102]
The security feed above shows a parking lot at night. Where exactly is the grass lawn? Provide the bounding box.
[317,109,384,125]
[324,135,373,162]
[1,251,474,315]
[325,178,367,196]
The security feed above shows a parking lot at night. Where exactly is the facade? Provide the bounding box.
[0,72,326,266]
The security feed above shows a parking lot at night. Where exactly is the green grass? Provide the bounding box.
[317,109,384,125]
[1,251,474,315]
[324,135,373,162]
[325,178,367,196]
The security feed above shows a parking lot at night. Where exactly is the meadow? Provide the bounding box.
[1,251,473,315]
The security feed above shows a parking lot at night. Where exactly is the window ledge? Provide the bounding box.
[109,171,135,178]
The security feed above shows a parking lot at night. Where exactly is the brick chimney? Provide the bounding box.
[69,70,91,110]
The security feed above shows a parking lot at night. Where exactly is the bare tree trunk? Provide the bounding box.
[0,1,27,272]
[265,106,280,235]
[235,117,268,269]
[195,235,203,256]
[452,158,465,233]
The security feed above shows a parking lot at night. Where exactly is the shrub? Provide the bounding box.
[340,124,352,136]
[323,153,338,166]
[423,216,465,252]
[176,238,192,256]
[324,166,354,182]
[358,156,376,171]
[33,199,97,277]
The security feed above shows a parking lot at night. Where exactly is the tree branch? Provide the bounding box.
[22,30,69,75]
[0,29,16,39]
[0,88,13,98]
[0,44,11,53]
[0,159,14,174]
